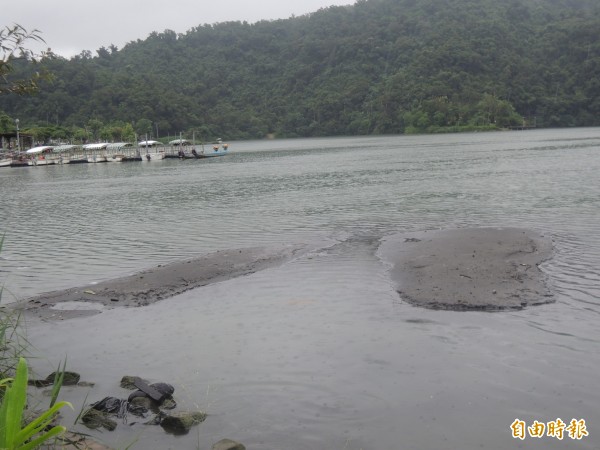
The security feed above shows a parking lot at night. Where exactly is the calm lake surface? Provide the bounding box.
[1,129,599,449]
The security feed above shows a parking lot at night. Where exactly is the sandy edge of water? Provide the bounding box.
[11,227,555,320]
[11,244,306,321]
[380,227,555,311]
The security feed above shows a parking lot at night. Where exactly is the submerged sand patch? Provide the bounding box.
[379,227,554,311]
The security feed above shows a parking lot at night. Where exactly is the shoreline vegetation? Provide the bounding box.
[404,124,504,134]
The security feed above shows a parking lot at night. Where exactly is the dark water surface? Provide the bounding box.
[1,129,599,449]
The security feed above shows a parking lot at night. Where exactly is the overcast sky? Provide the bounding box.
[6,0,354,58]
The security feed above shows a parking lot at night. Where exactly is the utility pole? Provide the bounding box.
[15,118,20,153]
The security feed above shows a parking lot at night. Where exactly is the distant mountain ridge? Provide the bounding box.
[2,0,599,139]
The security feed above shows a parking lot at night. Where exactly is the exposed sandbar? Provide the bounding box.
[13,244,304,320]
[378,227,554,311]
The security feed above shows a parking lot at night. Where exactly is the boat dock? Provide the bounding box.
[0,141,229,168]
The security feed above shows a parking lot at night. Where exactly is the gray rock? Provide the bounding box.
[128,382,174,404]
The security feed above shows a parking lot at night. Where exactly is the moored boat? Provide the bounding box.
[203,143,229,158]
[0,156,13,168]
[139,140,165,160]
[84,143,109,163]
[53,144,87,164]
[26,146,57,165]
[106,143,140,162]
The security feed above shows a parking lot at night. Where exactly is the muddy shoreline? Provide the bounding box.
[12,244,305,321]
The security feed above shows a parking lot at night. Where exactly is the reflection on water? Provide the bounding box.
[2,129,600,449]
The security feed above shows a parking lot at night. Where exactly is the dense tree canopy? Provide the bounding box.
[1,0,599,141]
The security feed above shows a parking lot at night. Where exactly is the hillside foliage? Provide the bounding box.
[1,0,599,141]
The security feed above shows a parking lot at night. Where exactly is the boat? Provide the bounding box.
[84,143,109,163]
[199,138,229,158]
[26,146,57,165]
[168,139,191,146]
[53,144,87,164]
[1,151,29,168]
[106,143,140,162]
[163,138,195,159]
[0,152,13,168]
[204,143,229,158]
[139,140,165,160]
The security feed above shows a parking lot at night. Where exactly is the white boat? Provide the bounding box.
[26,146,57,165]
[142,150,165,161]
[168,139,191,146]
[84,143,109,163]
[139,140,165,160]
[106,142,137,162]
[53,144,87,164]
[140,140,162,147]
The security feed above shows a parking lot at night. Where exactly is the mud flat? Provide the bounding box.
[12,244,305,320]
[378,227,555,311]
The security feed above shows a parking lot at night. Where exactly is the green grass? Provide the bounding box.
[1,233,72,449]
[0,357,71,449]
[0,312,28,383]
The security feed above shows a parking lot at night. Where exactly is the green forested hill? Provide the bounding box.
[2,0,599,141]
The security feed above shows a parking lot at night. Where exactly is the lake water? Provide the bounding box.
[1,129,599,449]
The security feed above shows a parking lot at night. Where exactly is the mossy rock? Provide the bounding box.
[120,375,147,389]
[29,371,81,387]
[160,411,207,434]
[81,409,117,431]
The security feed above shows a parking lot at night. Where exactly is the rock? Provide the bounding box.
[212,439,246,450]
[91,396,126,414]
[127,403,150,418]
[81,409,117,431]
[133,378,171,402]
[29,371,81,387]
[129,396,154,411]
[61,371,82,385]
[160,397,177,410]
[160,411,207,434]
[120,375,145,389]
[128,382,174,406]
[143,414,163,426]
[149,382,175,397]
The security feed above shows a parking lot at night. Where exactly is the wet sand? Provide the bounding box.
[13,227,555,320]
[379,227,555,311]
[13,244,305,320]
